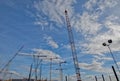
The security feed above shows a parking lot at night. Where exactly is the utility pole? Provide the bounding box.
[65,10,81,81]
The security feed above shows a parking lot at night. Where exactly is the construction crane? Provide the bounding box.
[49,57,59,81]
[0,46,24,72]
[1,45,24,81]
[55,61,66,81]
[28,64,33,81]
[64,10,81,81]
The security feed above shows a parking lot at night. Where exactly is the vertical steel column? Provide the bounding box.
[50,58,52,81]
[109,75,112,81]
[28,64,33,81]
[65,76,67,81]
[102,74,105,81]
[112,66,119,81]
[95,76,98,81]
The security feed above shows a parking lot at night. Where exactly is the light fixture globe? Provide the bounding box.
[102,43,107,46]
[108,39,112,43]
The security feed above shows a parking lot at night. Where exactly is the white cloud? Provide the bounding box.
[19,48,64,64]
[67,74,77,81]
[99,0,118,10]
[21,65,41,79]
[79,54,112,74]
[7,71,21,76]
[84,0,97,11]
[44,36,59,49]
[81,15,120,55]
[34,20,49,30]
[33,0,120,55]
[74,11,101,35]
[32,48,63,63]
[104,15,120,32]
[0,70,24,79]
[76,0,120,56]
[94,55,112,61]
[84,0,118,12]
[34,0,76,26]
[19,52,47,57]
[32,0,120,76]
[62,44,71,50]
[79,60,111,73]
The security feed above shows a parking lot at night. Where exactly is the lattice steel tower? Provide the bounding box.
[65,10,81,81]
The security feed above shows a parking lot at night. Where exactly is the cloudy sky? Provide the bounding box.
[0,0,120,81]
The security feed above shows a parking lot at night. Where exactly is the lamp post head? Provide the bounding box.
[102,43,107,46]
[108,39,112,43]
[65,10,67,13]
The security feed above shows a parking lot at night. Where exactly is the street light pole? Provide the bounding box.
[107,45,120,74]
[112,66,119,81]
[102,39,120,74]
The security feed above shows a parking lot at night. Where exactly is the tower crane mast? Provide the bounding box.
[65,10,81,81]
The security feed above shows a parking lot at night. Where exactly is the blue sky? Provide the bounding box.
[0,0,120,81]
